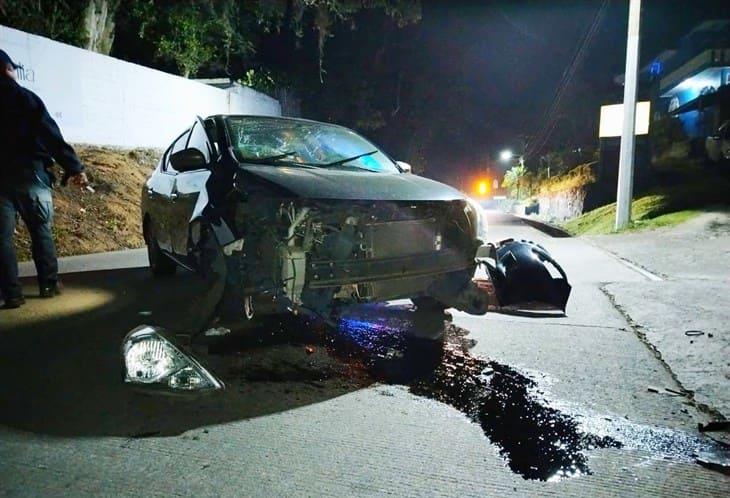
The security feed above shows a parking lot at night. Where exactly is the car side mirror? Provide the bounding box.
[170,148,207,172]
[396,161,412,173]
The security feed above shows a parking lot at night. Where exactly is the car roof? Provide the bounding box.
[207,114,350,130]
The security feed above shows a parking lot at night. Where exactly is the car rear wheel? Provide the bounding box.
[145,222,177,277]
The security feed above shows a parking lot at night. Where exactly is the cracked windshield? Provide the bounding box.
[227,117,398,172]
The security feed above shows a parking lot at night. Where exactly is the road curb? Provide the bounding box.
[18,248,148,278]
[515,215,572,238]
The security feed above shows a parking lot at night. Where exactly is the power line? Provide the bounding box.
[524,0,610,159]
[527,0,608,157]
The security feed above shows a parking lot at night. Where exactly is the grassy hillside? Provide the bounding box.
[538,162,597,195]
[563,177,730,235]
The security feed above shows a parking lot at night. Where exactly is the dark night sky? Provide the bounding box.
[302,0,729,183]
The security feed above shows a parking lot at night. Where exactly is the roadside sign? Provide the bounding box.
[599,101,651,138]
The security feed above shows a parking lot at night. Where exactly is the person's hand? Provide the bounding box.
[68,172,89,188]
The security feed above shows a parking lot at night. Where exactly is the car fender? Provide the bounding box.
[189,178,236,247]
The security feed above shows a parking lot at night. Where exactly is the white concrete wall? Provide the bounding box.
[1,24,281,148]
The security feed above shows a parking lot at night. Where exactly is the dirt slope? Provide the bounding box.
[13,146,160,261]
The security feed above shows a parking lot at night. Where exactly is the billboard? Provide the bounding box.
[598,101,651,138]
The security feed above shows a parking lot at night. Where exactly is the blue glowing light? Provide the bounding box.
[649,61,663,77]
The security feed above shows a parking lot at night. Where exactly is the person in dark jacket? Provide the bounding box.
[0,49,88,309]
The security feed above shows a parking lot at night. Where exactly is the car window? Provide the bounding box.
[164,129,191,173]
[204,118,221,156]
[224,117,399,173]
[187,121,212,164]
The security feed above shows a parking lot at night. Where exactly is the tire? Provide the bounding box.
[145,221,177,277]
[412,296,448,313]
[196,226,260,330]
[409,296,449,342]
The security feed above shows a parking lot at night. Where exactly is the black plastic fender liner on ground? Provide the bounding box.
[484,239,572,312]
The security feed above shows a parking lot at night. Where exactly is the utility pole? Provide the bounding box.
[615,0,642,230]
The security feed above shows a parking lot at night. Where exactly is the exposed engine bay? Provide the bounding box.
[227,198,487,316]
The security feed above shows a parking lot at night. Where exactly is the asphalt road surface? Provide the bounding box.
[1,212,728,497]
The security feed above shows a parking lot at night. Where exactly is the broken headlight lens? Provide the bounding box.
[122,326,223,392]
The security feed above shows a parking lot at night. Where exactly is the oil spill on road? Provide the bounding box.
[560,405,730,466]
[205,315,370,391]
[331,307,619,481]
[205,304,729,481]
[410,340,621,481]
[328,304,729,480]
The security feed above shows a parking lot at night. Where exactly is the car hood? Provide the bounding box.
[241,165,466,201]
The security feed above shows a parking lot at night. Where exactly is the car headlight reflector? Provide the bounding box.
[122,326,223,392]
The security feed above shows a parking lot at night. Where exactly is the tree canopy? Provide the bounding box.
[1,0,420,80]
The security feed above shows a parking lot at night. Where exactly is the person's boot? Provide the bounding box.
[39,281,63,298]
[2,296,25,309]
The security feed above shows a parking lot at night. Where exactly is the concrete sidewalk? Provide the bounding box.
[18,248,148,279]
[586,212,730,419]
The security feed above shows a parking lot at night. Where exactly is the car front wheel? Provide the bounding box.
[409,297,449,342]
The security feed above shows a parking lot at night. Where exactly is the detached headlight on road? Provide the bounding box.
[122,326,223,392]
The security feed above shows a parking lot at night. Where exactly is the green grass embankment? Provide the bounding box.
[562,177,730,235]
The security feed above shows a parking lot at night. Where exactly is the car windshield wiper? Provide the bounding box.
[320,150,379,167]
[240,150,380,169]
[238,151,296,164]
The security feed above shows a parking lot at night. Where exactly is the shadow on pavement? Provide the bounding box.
[3,269,716,481]
[0,269,378,438]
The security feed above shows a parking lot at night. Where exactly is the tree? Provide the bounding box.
[122,1,240,78]
[502,163,528,199]
[0,0,118,54]
[81,0,118,54]
[539,151,564,179]
[150,3,219,78]
[2,0,421,81]
[0,0,86,46]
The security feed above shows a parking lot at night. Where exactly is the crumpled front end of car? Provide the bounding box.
[231,198,487,315]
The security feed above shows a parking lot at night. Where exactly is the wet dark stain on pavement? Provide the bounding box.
[205,316,371,395]
[412,344,621,481]
[207,304,729,481]
[330,308,620,481]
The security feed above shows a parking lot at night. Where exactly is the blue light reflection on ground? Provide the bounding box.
[336,315,408,355]
[335,303,415,354]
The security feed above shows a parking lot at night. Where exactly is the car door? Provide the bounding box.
[146,129,190,252]
[170,118,214,256]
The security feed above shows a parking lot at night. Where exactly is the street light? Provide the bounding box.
[499,149,525,168]
[499,149,526,200]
